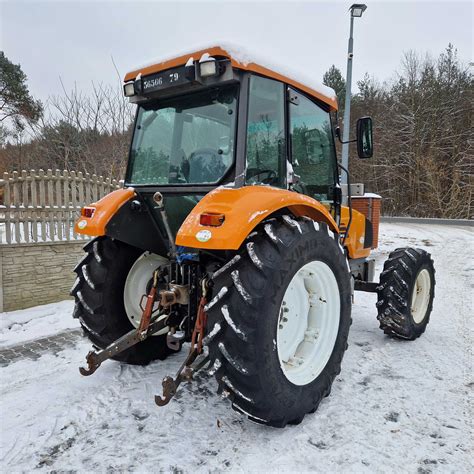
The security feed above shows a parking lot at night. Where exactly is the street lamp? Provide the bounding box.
[341,3,367,187]
[351,4,367,17]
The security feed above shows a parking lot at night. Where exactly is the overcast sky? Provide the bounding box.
[0,0,472,105]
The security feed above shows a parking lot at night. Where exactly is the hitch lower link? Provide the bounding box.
[79,269,164,376]
[79,272,211,407]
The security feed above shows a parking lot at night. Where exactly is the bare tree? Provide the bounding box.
[1,80,134,180]
[350,45,473,219]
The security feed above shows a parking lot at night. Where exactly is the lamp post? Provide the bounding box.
[341,3,367,187]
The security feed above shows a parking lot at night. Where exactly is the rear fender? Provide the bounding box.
[74,188,135,236]
[175,186,338,250]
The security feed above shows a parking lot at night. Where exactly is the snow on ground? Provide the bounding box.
[0,300,78,348]
[0,223,472,473]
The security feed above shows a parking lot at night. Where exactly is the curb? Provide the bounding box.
[380,216,473,227]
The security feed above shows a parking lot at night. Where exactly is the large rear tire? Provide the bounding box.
[205,216,352,427]
[71,236,175,364]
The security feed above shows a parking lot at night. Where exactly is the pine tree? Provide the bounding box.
[323,65,346,109]
[0,52,43,137]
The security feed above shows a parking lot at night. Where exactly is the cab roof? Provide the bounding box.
[124,43,338,111]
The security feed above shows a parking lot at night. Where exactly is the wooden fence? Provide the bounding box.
[0,170,120,244]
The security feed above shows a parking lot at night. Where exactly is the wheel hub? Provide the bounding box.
[411,268,431,324]
[123,252,169,330]
[276,260,340,386]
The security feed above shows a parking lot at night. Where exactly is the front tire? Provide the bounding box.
[205,216,352,427]
[377,247,435,340]
[71,236,175,364]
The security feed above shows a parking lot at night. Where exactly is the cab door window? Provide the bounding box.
[246,75,286,188]
[289,89,337,201]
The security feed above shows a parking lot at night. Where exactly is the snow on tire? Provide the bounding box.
[377,247,435,340]
[205,215,352,427]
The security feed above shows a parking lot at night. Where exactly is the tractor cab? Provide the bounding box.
[125,53,337,198]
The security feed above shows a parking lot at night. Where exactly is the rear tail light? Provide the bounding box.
[200,213,225,227]
[81,207,96,218]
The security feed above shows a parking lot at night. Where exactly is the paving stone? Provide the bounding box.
[0,329,83,367]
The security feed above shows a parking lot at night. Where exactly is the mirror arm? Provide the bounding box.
[339,138,357,145]
[334,126,357,145]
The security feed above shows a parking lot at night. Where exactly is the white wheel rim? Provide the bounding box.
[276,260,340,386]
[411,268,431,324]
[123,252,168,330]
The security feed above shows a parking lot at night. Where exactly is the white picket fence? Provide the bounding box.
[0,170,120,244]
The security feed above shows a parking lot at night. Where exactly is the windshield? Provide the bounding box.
[127,85,238,185]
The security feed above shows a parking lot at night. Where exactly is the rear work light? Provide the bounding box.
[198,53,224,78]
[200,213,225,227]
[81,207,96,218]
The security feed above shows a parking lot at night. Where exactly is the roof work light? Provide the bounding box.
[199,53,222,78]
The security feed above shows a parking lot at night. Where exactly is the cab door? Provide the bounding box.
[288,88,339,215]
[245,75,287,188]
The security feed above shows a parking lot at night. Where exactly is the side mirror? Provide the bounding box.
[356,117,373,159]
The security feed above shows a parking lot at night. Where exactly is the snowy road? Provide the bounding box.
[1,223,472,473]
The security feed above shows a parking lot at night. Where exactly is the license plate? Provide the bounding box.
[141,66,188,94]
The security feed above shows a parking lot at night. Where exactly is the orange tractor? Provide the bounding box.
[72,45,435,427]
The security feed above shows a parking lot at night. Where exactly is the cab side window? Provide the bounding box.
[246,75,286,188]
[289,90,337,201]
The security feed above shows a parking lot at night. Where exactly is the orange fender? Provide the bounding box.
[74,188,135,236]
[176,186,339,250]
[340,206,371,259]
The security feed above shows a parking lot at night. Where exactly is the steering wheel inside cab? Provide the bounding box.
[246,168,278,185]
